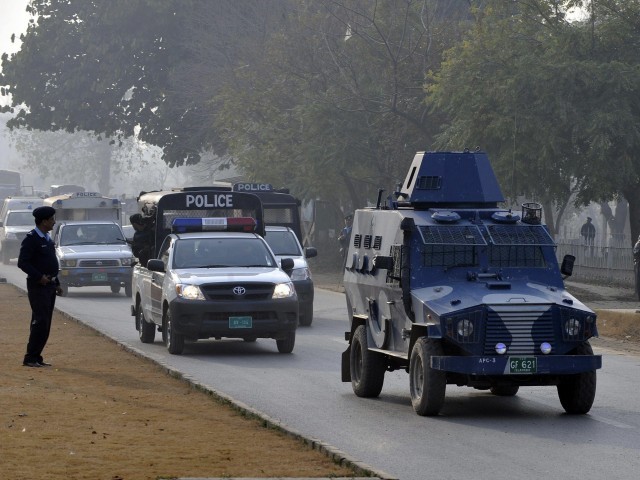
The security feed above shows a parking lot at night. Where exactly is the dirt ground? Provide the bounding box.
[0,283,360,480]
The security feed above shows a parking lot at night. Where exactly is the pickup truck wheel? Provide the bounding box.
[410,337,446,416]
[136,303,155,344]
[298,304,313,327]
[58,284,68,297]
[350,325,385,397]
[490,385,519,396]
[276,330,295,353]
[557,342,597,414]
[124,282,132,297]
[110,283,121,294]
[163,309,184,355]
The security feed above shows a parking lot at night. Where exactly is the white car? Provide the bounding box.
[0,209,37,264]
[53,221,136,296]
[264,226,317,326]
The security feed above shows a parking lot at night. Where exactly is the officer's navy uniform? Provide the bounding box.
[17,208,60,366]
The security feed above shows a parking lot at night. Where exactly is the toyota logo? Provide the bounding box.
[232,286,246,296]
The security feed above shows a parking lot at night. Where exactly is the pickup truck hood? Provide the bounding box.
[174,267,291,285]
[3,226,32,235]
[57,244,133,258]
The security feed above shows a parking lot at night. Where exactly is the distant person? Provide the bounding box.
[129,213,154,267]
[338,213,353,262]
[17,206,63,368]
[580,217,596,254]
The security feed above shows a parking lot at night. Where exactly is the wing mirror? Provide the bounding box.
[560,254,574,278]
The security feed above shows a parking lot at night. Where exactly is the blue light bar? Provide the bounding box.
[171,217,256,233]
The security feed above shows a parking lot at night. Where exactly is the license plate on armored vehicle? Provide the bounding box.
[92,272,108,282]
[509,357,537,374]
[229,316,252,328]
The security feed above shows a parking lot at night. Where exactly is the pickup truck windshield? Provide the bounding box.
[173,238,277,269]
[59,223,126,246]
[264,230,302,256]
[6,211,34,226]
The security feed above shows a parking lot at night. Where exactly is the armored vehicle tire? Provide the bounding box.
[124,282,132,298]
[299,305,313,327]
[557,342,597,414]
[410,337,446,416]
[276,330,296,353]
[58,284,68,297]
[136,302,155,344]
[163,309,185,355]
[490,385,520,396]
[110,283,121,294]
[350,325,386,397]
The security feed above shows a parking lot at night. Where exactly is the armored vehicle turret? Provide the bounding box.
[341,150,601,416]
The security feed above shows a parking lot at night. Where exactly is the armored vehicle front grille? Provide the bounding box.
[353,234,362,248]
[364,235,372,249]
[200,283,273,301]
[79,259,120,267]
[373,236,382,250]
[483,305,554,355]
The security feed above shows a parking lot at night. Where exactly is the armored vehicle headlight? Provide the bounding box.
[121,257,135,266]
[540,342,552,354]
[289,267,311,281]
[564,318,581,336]
[60,259,77,267]
[456,319,474,337]
[176,284,205,300]
[495,343,507,354]
[273,282,295,299]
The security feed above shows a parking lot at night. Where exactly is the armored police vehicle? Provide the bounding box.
[341,150,601,416]
[131,190,299,355]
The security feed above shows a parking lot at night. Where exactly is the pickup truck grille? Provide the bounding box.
[483,305,554,355]
[78,259,120,267]
[200,283,273,301]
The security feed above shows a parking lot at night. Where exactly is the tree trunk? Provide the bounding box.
[623,186,640,248]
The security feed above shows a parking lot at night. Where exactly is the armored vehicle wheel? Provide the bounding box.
[136,302,155,344]
[410,337,446,416]
[110,283,121,294]
[163,309,184,355]
[124,282,132,298]
[350,325,386,397]
[298,305,313,327]
[58,284,68,297]
[276,330,296,353]
[557,342,597,414]
[490,385,519,396]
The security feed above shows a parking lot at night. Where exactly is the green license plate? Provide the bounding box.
[92,273,108,282]
[509,356,537,374]
[229,316,252,329]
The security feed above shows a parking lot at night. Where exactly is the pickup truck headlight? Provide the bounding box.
[60,259,77,267]
[5,232,17,240]
[272,282,295,299]
[121,257,136,266]
[175,284,205,300]
[289,267,311,281]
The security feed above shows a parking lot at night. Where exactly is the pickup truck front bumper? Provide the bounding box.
[168,296,299,340]
[59,267,133,287]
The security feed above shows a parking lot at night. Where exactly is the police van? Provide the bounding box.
[341,150,601,416]
[131,190,299,355]
[43,192,123,225]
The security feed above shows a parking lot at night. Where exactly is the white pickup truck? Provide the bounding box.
[130,190,299,355]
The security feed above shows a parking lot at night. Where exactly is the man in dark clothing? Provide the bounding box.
[17,206,63,368]
[129,213,154,267]
[580,216,596,255]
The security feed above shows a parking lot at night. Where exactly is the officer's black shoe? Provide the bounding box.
[23,361,42,368]
[38,361,52,367]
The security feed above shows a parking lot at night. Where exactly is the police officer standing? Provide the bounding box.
[17,206,63,368]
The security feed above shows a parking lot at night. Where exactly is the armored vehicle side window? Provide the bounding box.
[159,237,172,267]
[485,224,553,268]
[417,225,485,268]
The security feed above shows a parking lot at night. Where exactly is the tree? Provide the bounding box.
[427,0,640,244]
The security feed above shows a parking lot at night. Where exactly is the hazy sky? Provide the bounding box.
[0,0,30,61]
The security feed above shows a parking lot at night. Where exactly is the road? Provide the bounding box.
[2,262,640,480]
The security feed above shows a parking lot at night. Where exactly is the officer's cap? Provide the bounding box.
[32,206,56,221]
[587,216,592,221]
[130,213,143,224]
[344,213,353,220]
